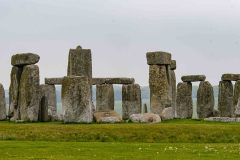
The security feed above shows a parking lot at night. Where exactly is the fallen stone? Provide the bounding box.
[94,111,122,123]
[176,82,193,118]
[146,51,171,65]
[18,65,40,122]
[160,107,174,120]
[62,76,92,123]
[11,53,40,66]
[45,78,63,85]
[222,74,240,81]
[9,66,23,120]
[204,117,240,123]
[122,84,142,120]
[197,81,214,118]
[181,75,206,82]
[149,65,172,115]
[218,81,234,117]
[92,78,135,85]
[130,113,161,123]
[96,84,114,112]
[170,60,176,70]
[0,83,6,120]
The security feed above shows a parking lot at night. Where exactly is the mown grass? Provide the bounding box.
[0,141,240,160]
[0,119,240,143]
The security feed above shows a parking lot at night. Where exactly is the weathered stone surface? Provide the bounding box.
[122,84,142,120]
[39,85,57,121]
[96,84,114,112]
[11,53,40,66]
[170,70,176,117]
[233,80,240,108]
[93,111,122,123]
[213,109,220,117]
[130,113,161,123]
[143,103,148,113]
[170,60,176,70]
[218,81,234,117]
[18,65,40,122]
[235,97,240,117]
[92,78,135,85]
[9,66,23,120]
[0,84,6,120]
[67,46,92,80]
[222,74,240,81]
[197,81,214,118]
[45,78,63,85]
[204,117,240,123]
[62,76,92,123]
[176,82,193,118]
[149,65,172,115]
[160,107,174,120]
[146,51,171,65]
[181,75,206,82]
[39,85,48,122]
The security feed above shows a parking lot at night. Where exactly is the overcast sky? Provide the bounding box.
[1,0,240,88]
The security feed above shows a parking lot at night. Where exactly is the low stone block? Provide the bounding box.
[160,107,174,120]
[181,75,206,82]
[92,78,135,85]
[222,74,240,81]
[146,51,171,65]
[11,53,40,66]
[93,111,122,123]
[130,113,161,123]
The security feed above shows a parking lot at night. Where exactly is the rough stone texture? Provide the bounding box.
[130,113,161,123]
[181,75,206,82]
[170,60,176,70]
[93,111,122,123]
[233,80,240,108]
[204,117,240,123]
[235,97,240,117]
[45,78,63,85]
[222,74,240,81]
[149,65,172,115]
[143,103,148,113]
[0,84,6,120]
[18,65,40,122]
[197,81,214,118]
[218,81,234,117]
[11,53,40,66]
[122,84,142,120]
[9,66,23,120]
[62,76,92,123]
[67,46,92,80]
[170,70,176,117]
[96,84,114,112]
[176,82,193,119]
[92,78,135,85]
[39,85,57,121]
[146,51,171,65]
[39,85,48,122]
[213,109,220,117]
[160,107,174,120]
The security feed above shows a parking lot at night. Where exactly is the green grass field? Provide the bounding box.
[0,120,240,159]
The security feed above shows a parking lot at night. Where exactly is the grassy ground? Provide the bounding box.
[1,120,240,159]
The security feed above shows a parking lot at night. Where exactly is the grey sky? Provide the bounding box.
[1,0,240,87]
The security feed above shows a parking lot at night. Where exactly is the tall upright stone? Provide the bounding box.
[218,80,234,117]
[176,82,193,118]
[96,84,114,112]
[0,83,6,120]
[62,76,92,123]
[9,66,23,120]
[197,81,214,118]
[170,60,176,117]
[147,51,172,115]
[233,80,240,108]
[18,65,40,121]
[39,84,57,121]
[122,84,142,120]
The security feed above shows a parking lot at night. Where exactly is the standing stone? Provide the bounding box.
[149,65,172,115]
[143,103,148,113]
[233,80,240,108]
[62,76,92,123]
[96,84,114,112]
[176,82,193,118]
[170,70,176,117]
[0,84,6,120]
[9,66,23,120]
[39,85,57,121]
[197,81,214,118]
[18,65,40,121]
[39,85,48,122]
[218,81,234,117]
[122,84,142,120]
[235,97,240,117]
